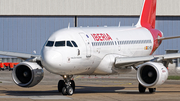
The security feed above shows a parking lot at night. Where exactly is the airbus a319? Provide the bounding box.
[1,0,180,95]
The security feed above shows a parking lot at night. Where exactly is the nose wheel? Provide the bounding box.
[58,75,75,95]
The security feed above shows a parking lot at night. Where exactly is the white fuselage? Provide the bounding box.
[41,26,155,75]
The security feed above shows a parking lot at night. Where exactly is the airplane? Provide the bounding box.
[1,0,180,95]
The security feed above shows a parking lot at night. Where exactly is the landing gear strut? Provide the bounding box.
[58,75,75,95]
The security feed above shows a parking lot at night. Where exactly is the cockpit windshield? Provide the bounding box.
[55,41,65,47]
[46,40,78,47]
[46,41,54,47]
[67,41,73,47]
[71,41,78,47]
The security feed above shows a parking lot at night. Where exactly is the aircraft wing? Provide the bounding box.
[0,51,41,61]
[115,53,180,68]
[158,36,180,40]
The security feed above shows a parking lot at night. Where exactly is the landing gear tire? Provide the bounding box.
[149,88,156,93]
[139,83,146,93]
[58,80,65,92]
[66,86,73,95]
[70,80,75,92]
[62,87,67,95]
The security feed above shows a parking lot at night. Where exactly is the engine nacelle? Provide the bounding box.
[12,62,44,87]
[137,62,168,88]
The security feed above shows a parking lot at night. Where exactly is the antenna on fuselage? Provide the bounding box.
[33,50,36,54]
[68,23,70,29]
[118,22,121,27]
[132,23,134,26]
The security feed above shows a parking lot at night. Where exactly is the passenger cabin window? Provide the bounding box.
[55,41,65,47]
[71,41,78,47]
[46,41,54,47]
[67,41,73,47]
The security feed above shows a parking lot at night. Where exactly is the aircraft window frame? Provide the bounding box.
[71,41,78,47]
[55,41,65,47]
[67,41,73,47]
[46,41,54,47]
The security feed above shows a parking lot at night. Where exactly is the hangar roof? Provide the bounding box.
[0,0,180,16]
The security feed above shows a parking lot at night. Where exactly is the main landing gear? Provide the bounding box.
[138,83,156,93]
[58,75,75,95]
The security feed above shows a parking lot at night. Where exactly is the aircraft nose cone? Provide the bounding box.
[42,50,62,72]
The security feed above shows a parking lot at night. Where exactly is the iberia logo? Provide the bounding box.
[91,33,112,41]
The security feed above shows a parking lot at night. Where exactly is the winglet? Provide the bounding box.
[136,0,157,29]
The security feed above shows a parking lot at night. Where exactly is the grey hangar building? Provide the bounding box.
[0,0,180,56]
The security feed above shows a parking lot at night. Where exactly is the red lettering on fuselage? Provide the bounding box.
[91,33,112,41]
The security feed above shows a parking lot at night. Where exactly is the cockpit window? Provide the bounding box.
[46,41,54,47]
[55,41,65,47]
[71,41,78,47]
[67,41,73,47]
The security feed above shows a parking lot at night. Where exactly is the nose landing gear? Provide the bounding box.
[58,75,75,95]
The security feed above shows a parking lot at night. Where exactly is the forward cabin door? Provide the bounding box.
[79,32,91,57]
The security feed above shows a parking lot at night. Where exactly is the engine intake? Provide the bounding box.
[12,62,44,87]
[137,62,168,88]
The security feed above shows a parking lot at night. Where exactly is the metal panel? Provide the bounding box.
[156,16,180,55]
[0,17,74,54]
[0,0,180,16]
[78,16,138,27]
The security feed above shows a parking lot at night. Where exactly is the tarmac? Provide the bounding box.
[0,68,180,101]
